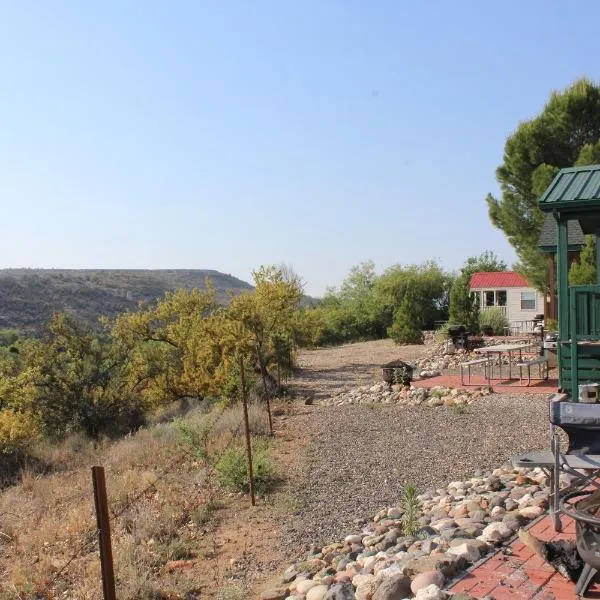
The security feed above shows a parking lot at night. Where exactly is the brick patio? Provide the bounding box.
[448,514,600,599]
[412,374,558,395]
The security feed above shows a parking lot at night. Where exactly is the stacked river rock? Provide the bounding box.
[262,467,549,600]
[321,384,492,408]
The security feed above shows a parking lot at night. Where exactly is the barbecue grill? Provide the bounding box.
[561,490,600,596]
[446,325,484,350]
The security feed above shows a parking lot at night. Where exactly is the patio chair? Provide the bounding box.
[512,394,600,532]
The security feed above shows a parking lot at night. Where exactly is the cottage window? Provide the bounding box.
[521,291,536,310]
[497,290,507,306]
[484,291,495,307]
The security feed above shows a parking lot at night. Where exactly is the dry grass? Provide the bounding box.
[0,399,274,599]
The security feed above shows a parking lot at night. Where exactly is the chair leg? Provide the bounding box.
[552,434,563,532]
[576,562,597,596]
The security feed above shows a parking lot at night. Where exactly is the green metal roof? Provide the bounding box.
[539,165,600,210]
[537,212,585,253]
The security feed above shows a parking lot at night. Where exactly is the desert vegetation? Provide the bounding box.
[0,265,316,465]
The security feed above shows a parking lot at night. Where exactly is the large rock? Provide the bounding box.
[260,588,289,600]
[324,582,356,600]
[519,506,544,520]
[296,580,319,595]
[446,542,480,563]
[414,584,447,599]
[307,585,331,600]
[479,522,512,543]
[410,571,445,594]
[355,579,379,600]
[371,573,412,600]
[402,554,464,579]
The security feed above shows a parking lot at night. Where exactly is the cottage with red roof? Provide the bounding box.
[469,272,545,330]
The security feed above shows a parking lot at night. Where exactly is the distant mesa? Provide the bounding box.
[0,268,253,331]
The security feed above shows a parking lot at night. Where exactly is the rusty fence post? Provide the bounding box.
[91,466,117,600]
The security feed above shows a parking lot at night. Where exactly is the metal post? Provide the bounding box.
[91,466,117,600]
[238,356,256,506]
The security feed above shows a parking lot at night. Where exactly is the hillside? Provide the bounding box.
[0,269,253,331]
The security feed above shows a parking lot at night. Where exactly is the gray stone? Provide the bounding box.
[323,582,356,600]
[479,522,511,543]
[283,565,298,583]
[371,573,411,600]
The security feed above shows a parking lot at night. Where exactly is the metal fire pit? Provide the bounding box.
[561,490,600,595]
[382,360,413,386]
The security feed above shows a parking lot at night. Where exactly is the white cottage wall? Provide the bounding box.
[506,287,544,325]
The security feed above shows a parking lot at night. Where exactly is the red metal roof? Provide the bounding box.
[469,271,530,289]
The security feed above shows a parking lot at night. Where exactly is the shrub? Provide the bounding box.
[388,305,423,344]
[215,445,277,493]
[545,318,558,332]
[401,483,419,536]
[478,308,509,336]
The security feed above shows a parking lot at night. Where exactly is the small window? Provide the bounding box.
[521,291,536,310]
[485,291,495,307]
[497,290,507,306]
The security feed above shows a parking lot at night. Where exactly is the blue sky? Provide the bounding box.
[2,1,600,296]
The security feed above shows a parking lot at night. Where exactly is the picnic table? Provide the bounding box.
[474,342,537,381]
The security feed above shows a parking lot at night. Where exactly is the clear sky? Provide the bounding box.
[2,1,600,296]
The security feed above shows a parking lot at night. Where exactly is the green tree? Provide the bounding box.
[486,78,600,290]
[0,313,142,440]
[228,265,303,398]
[449,251,507,331]
[569,235,596,285]
[111,286,229,405]
[375,261,453,344]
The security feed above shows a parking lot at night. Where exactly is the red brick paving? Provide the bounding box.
[412,374,558,395]
[448,514,600,599]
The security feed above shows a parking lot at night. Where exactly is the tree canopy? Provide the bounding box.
[487,78,600,290]
[448,251,507,331]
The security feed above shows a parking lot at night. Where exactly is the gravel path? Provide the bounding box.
[279,392,550,556]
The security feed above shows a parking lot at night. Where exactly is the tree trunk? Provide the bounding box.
[255,346,274,436]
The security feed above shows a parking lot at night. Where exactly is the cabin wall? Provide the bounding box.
[506,287,544,325]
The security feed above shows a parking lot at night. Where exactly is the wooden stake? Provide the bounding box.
[239,355,255,506]
[91,466,116,600]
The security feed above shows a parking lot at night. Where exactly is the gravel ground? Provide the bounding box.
[289,339,425,402]
[279,392,550,556]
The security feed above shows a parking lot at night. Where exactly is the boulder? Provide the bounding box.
[260,588,290,600]
[371,573,412,600]
[410,571,445,594]
[323,582,356,600]
[307,585,331,600]
[414,584,447,599]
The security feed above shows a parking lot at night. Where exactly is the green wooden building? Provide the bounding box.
[539,165,600,400]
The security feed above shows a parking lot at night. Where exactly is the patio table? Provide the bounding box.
[474,342,537,381]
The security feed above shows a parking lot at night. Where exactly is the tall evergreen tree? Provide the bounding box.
[487,79,600,290]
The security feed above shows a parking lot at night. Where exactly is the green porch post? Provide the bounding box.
[596,231,600,285]
[557,215,569,339]
[557,215,569,394]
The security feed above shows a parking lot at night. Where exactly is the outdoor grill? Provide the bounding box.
[561,490,600,596]
[446,325,484,350]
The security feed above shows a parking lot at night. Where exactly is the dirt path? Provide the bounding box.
[288,339,425,401]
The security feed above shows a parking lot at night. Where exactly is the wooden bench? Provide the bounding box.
[515,356,549,386]
[459,358,490,385]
